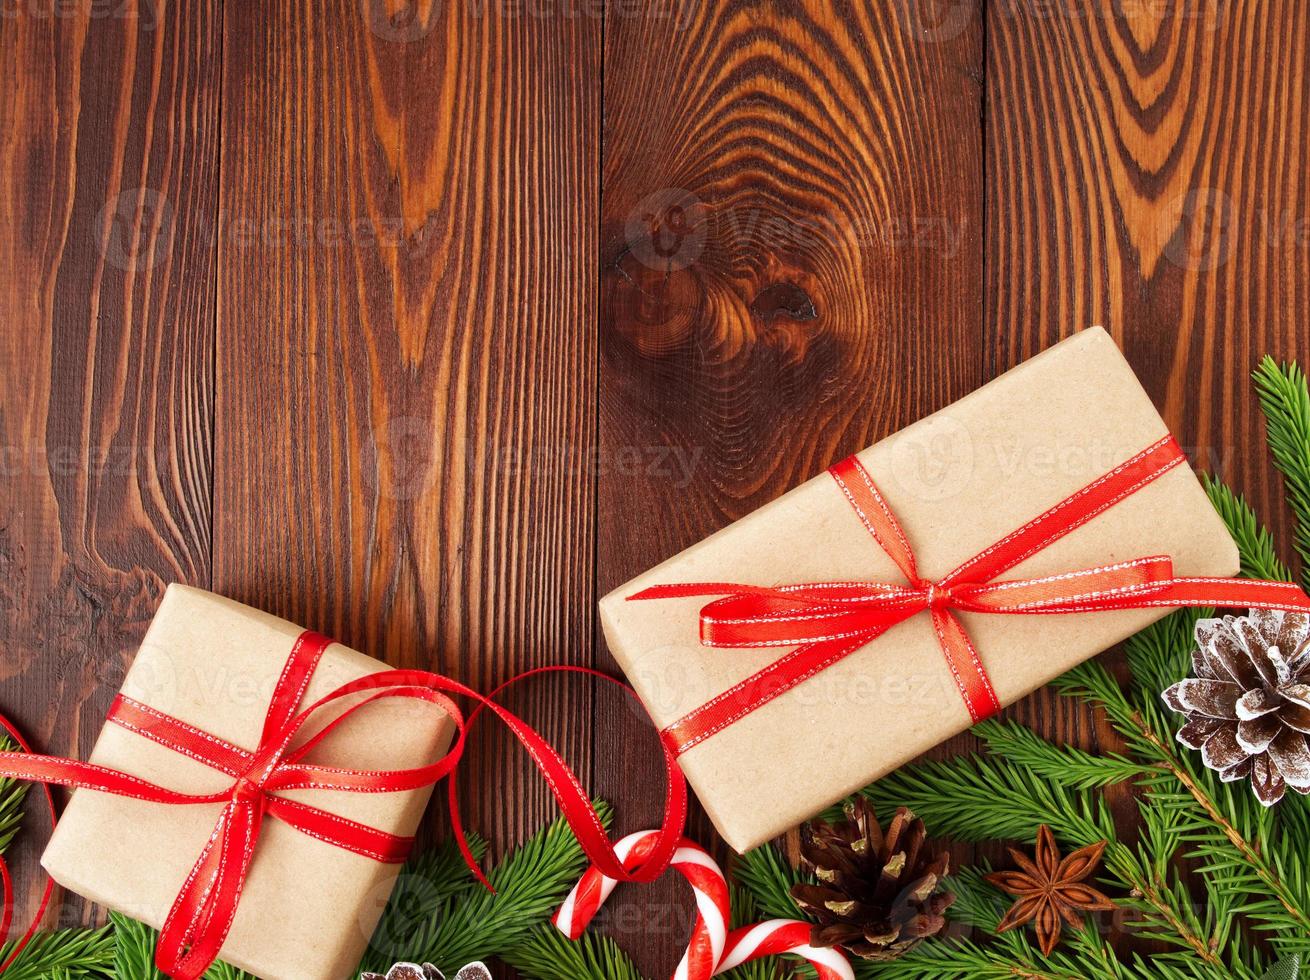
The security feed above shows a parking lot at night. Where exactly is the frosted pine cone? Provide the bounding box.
[1162,609,1310,806]
[361,964,490,980]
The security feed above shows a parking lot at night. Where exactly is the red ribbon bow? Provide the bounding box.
[632,436,1310,754]
[0,636,687,979]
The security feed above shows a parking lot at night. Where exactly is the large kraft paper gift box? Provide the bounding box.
[600,327,1240,853]
[42,585,454,980]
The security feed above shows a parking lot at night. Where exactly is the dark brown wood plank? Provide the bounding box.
[0,2,219,925]
[597,4,984,973]
[987,1,1310,752]
[213,0,599,870]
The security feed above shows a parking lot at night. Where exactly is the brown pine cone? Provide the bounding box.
[790,798,954,961]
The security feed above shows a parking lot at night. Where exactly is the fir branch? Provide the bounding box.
[731,843,808,923]
[109,912,257,980]
[111,912,166,980]
[854,870,1094,980]
[0,736,31,855]
[361,834,489,968]
[392,802,613,970]
[856,736,1232,973]
[974,719,1154,790]
[852,938,1087,980]
[858,752,1115,846]
[1203,475,1295,583]
[1058,638,1310,957]
[0,925,115,980]
[503,926,645,980]
[1254,356,1310,586]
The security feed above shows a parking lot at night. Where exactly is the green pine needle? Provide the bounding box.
[503,925,646,980]
[389,801,613,971]
[110,912,166,980]
[0,926,115,980]
[1254,356,1310,587]
[10,354,1310,980]
[361,833,489,967]
[0,736,31,856]
[109,911,258,979]
[1203,475,1295,583]
[974,718,1153,790]
[731,843,808,923]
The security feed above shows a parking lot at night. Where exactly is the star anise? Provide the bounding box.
[984,825,1115,955]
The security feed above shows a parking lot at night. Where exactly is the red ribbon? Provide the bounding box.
[0,634,687,979]
[0,715,57,975]
[631,435,1310,754]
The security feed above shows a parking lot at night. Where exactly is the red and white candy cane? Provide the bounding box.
[554,830,852,980]
[718,920,854,980]
[554,831,730,980]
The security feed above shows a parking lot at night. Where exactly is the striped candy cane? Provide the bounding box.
[716,920,854,980]
[554,831,730,980]
[554,831,851,980]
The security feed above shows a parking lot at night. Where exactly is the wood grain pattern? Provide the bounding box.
[213,0,599,858]
[0,0,219,925]
[596,2,984,973]
[1,0,1307,973]
[989,0,1308,513]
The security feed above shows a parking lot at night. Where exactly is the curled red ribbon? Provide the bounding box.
[631,436,1310,754]
[0,637,686,979]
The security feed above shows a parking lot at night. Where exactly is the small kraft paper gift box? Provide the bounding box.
[41,585,454,980]
[600,327,1241,853]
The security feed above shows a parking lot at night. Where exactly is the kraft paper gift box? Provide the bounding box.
[600,327,1241,853]
[42,585,454,980]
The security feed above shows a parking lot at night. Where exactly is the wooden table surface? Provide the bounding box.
[1,1,1306,975]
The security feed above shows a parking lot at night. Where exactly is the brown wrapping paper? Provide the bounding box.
[601,327,1240,853]
[42,585,454,980]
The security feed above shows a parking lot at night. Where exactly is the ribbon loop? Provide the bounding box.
[0,645,688,979]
